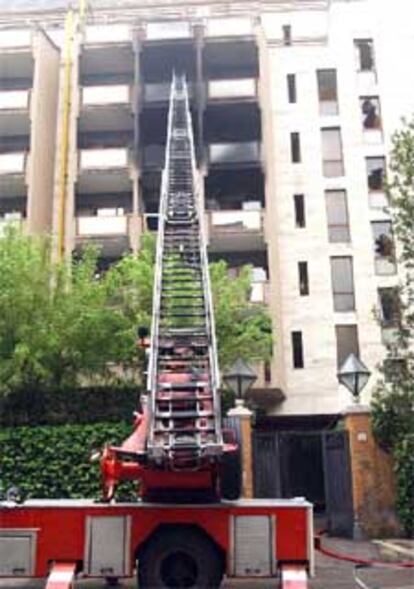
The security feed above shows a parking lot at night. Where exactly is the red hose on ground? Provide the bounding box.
[315,531,414,569]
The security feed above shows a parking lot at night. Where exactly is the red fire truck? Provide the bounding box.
[0,76,313,589]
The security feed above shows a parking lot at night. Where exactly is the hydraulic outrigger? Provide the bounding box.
[0,77,312,589]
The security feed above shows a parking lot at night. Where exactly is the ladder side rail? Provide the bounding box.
[147,75,177,453]
[183,81,223,444]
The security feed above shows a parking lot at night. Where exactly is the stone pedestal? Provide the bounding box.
[343,404,401,537]
[227,400,254,498]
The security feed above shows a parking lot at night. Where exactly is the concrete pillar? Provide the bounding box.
[227,400,254,499]
[343,404,401,537]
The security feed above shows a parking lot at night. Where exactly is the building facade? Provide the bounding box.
[1,0,412,422]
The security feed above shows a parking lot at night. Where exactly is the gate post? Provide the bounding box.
[228,400,254,498]
[343,405,401,538]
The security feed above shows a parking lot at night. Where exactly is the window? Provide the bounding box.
[321,128,344,177]
[360,97,382,130]
[335,325,359,369]
[317,69,338,115]
[354,39,375,71]
[283,24,292,46]
[330,257,355,312]
[298,262,309,296]
[287,74,297,103]
[366,157,385,191]
[371,221,396,275]
[325,190,350,242]
[291,331,304,368]
[378,288,400,327]
[294,194,306,228]
[264,361,272,383]
[290,132,301,163]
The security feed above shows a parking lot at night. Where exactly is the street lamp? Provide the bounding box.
[223,358,257,404]
[337,353,371,403]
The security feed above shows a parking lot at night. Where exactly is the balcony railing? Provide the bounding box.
[206,18,254,37]
[208,79,257,100]
[0,29,31,49]
[76,215,128,237]
[250,280,269,304]
[0,90,29,110]
[0,152,26,174]
[79,148,129,171]
[82,85,131,107]
[84,25,131,45]
[208,141,260,164]
[210,210,263,233]
[145,21,192,41]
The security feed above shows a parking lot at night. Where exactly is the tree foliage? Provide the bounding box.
[0,228,272,397]
[371,117,414,535]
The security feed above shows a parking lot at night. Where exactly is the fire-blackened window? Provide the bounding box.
[371,221,397,275]
[378,288,400,327]
[354,39,375,71]
[360,97,382,130]
[366,157,385,191]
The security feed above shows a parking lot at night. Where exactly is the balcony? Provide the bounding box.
[80,27,134,83]
[77,148,132,194]
[207,79,257,101]
[208,141,261,166]
[207,209,265,253]
[75,213,130,258]
[0,89,30,136]
[0,152,27,198]
[79,85,134,133]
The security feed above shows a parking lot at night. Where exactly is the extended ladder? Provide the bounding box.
[147,75,223,470]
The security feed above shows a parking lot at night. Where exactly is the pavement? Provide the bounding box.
[0,536,413,589]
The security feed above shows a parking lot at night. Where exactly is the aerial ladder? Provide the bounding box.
[100,74,237,503]
[0,77,312,589]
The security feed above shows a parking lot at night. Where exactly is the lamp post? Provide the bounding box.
[337,353,371,404]
[223,358,257,407]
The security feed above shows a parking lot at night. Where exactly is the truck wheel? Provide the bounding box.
[219,448,242,500]
[138,527,223,588]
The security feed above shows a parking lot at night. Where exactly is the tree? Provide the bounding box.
[0,228,272,396]
[371,117,414,535]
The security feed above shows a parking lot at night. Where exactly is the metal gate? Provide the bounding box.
[253,430,353,537]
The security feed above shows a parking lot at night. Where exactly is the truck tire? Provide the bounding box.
[138,526,223,588]
[219,448,242,500]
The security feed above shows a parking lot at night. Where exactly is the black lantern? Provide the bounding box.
[337,353,371,403]
[223,358,257,400]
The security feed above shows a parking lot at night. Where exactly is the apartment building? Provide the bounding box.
[0,26,60,235]
[1,0,412,424]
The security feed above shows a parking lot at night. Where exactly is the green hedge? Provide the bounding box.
[394,434,414,537]
[0,422,137,500]
[0,386,140,427]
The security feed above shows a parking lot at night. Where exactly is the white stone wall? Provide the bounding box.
[262,0,412,415]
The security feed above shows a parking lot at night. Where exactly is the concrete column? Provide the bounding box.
[343,404,401,537]
[227,400,254,499]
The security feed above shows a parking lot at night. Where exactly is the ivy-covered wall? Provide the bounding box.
[0,422,137,500]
